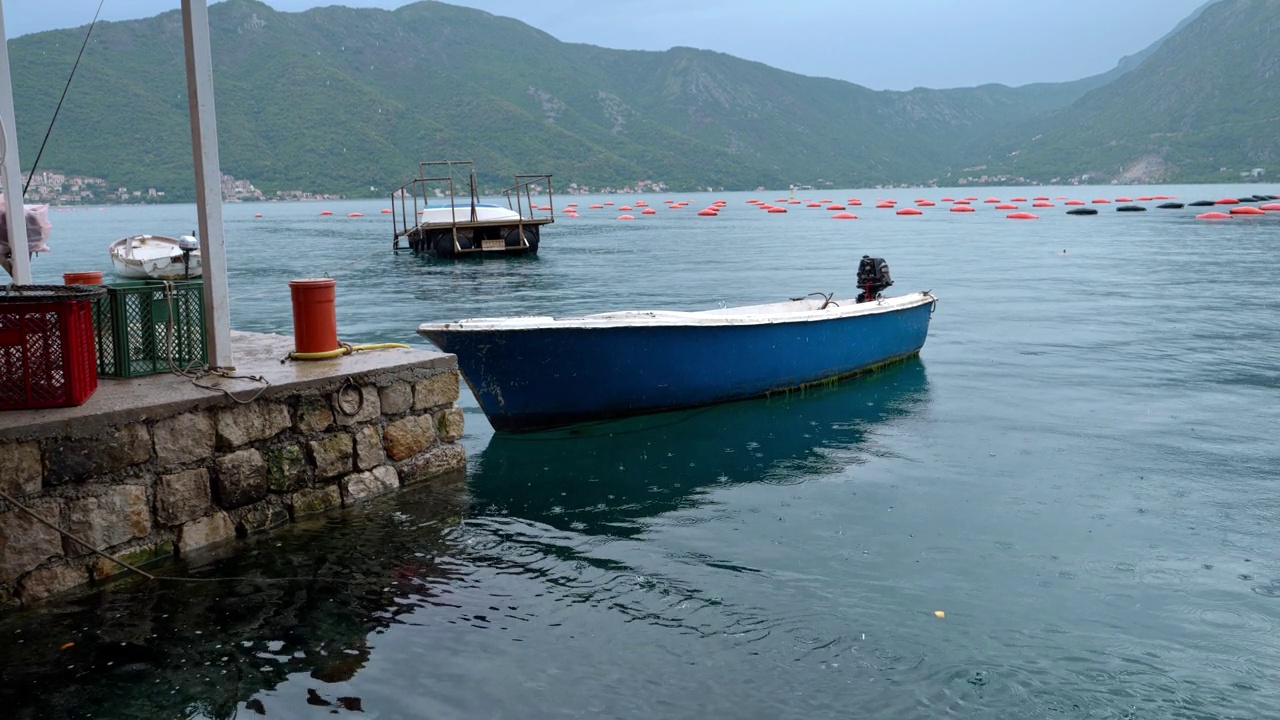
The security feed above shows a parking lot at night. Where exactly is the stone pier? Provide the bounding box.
[0,331,466,608]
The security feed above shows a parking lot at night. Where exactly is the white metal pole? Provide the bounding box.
[0,0,32,284]
[181,0,233,369]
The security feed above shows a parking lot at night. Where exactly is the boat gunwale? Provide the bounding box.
[418,291,936,333]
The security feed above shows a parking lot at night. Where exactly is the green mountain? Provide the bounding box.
[5,0,1267,200]
[981,0,1279,183]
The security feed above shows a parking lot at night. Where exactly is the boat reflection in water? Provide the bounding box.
[468,357,931,536]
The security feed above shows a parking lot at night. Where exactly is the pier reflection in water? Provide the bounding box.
[0,483,470,719]
[0,363,928,719]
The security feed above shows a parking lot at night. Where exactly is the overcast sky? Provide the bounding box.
[2,0,1213,90]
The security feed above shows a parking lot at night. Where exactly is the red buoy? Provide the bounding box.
[1092,199,1111,204]
[941,197,954,202]
[826,204,846,211]
[642,208,657,214]
[380,208,391,214]
[807,202,822,208]
[320,210,333,215]
[619,205,633,211]
[347,212,363,217]
[917,200,936,207]
[984,197,1000,203]
[617,214,636,220]
[1033,201,1054,208]
[831,212,858,219]
[1007,212,1038,220]
[1260,203,1280,211]
[1065,200,1085,206]
[995,203,1018,210]
[1011,197,1027,203]
[697,208,718,216]
[1115,197,1132,203]
[1215,198,1240,205]
[896,207,923,216]
[1033,196,1049,201]
[876,202,894,209]
[1230,206,1265,215]
[768,207,787,213]
[950,205,975,213]
[589,204,604,209]
[1196,212,1231,220]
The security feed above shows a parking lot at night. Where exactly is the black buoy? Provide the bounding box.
[1116,205,1147,212]
[1188,200,1214,207]
[1066,208,1099,216]
[1157,202,1185,209]
[504,226,539,253]
[1235,197,1257,203]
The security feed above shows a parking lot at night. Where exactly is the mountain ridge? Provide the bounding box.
[6,0,1271,201]
[982,0,1280,183]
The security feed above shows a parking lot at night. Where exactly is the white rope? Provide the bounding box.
[161,280,269,404]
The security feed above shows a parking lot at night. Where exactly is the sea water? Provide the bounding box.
[3,185,1279,718]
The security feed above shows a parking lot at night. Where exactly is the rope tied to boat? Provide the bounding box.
[283,341,411,363]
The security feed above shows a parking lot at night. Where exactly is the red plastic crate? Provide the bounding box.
[0,287,103,410]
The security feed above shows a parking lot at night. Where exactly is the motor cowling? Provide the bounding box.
[177,235,200,251]
[856,255,892,302]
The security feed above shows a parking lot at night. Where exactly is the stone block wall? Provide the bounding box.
[0,367,466,609]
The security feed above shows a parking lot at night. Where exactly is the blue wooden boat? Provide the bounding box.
[419,291,935,432]
[418,257,936,433]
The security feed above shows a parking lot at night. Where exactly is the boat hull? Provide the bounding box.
[421,294,935,432]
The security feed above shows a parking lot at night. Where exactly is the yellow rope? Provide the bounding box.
[287,342,410,361]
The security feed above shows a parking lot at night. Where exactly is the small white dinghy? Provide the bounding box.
[109,234,202,280]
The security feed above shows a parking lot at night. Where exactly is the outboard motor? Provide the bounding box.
[178,234,199,279]
[856,255,892,303]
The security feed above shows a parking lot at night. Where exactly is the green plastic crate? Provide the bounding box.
[93,280,207,377]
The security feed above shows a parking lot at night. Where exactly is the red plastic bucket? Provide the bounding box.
[63,271,103,285]
[288,278,339,354]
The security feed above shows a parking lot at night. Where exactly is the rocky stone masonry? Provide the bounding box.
[0,367,466,609]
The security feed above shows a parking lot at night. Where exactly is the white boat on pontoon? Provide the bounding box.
[108,234,202,280]
[391,160,554,258]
